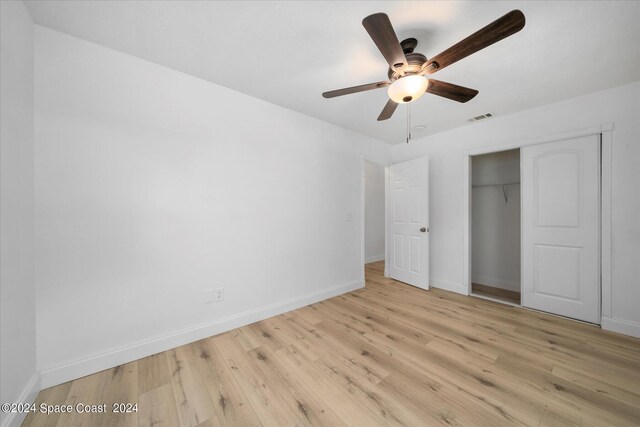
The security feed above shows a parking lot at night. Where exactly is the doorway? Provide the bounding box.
[362,157,430,290]
[363,160,386,267]
[470,149,521,305]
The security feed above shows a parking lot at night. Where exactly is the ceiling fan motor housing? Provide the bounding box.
[388,39,428,81]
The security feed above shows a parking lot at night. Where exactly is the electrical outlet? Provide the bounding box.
[214,287,224,302]
[204,289,214,304]
[346,212,353,222]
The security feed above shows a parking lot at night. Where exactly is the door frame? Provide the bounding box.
[360,157,391,282]
[462,123,613,323]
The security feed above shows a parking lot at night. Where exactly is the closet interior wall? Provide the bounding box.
[471,149,521,301]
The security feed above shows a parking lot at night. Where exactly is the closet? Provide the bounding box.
[468,135,601,323]
[471,149,521,304]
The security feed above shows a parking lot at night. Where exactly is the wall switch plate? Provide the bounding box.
[214,287,224,302]
[346,212,353,222]
[204,289,214,304]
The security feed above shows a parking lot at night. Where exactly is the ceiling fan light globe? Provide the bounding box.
[387,75,429,104]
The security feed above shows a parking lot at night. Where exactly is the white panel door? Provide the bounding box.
[522,135,600,323]
[388,157,429,289]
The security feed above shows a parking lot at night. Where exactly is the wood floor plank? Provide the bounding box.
[323,315,541,425]
[53,366,113,427]
[138,384,180,427]
[212,333,305,426]
[138,351,171,395]
[340,289,504,361]
[23,260,640,426]
[22,381,72,427]
[94,361,138,427]
[538,409,583,427]
[495,352,640,426]
[193,419,222,427]
[190,338,262,427]
[274,345,387,426]
[260,316,324,362]
[273,314,329,361]
[326,295,433,345]
[246,346,345,426]
[377,371,510,427]
[226,328,261,352]
[245,321,288,353]
[314,353,427,426]
[514,324,640,375]
[472,282,521,304]
[289,313,391,386]
[551,364,640,408]
[167,345,218,426]
[293,304,325,325]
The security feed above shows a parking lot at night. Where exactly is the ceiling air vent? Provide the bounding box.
[469,113,493,122]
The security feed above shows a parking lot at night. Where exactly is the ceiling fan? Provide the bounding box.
[322,10,525,121]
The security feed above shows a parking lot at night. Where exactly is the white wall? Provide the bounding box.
[0,1,39,426]
[34,27,392,387]
[471,150,520,292]
[364,161,385,264]
[393,81,640,337]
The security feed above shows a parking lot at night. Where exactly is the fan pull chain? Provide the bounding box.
[406,103,412,144]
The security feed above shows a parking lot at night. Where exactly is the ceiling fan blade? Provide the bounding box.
[377,99,398,121]
[362,13,408,75]
[322,81,390,98]
[421,10,525,74]
[426,79,478,103]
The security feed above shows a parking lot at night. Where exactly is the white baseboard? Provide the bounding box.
[601,316,640,338]
[1,373,40,427]
[39,280,364,389]
[365,254,385,264]
[471,275,520,292]
[430,278,468,295]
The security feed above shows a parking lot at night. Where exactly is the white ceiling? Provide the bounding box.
[25,1,640,144]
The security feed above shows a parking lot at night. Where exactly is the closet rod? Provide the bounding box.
[471,182,520,188]
[472,182,519,203]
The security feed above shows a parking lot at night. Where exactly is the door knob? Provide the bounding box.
[420,227,427,232]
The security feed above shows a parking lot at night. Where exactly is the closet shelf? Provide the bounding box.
[471,182,520,188]
[472,182,520,203]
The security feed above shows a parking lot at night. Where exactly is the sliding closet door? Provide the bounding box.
[521,135,600,323]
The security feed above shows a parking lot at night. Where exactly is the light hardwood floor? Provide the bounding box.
[472,282,521,305]
[24,261,640,426]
